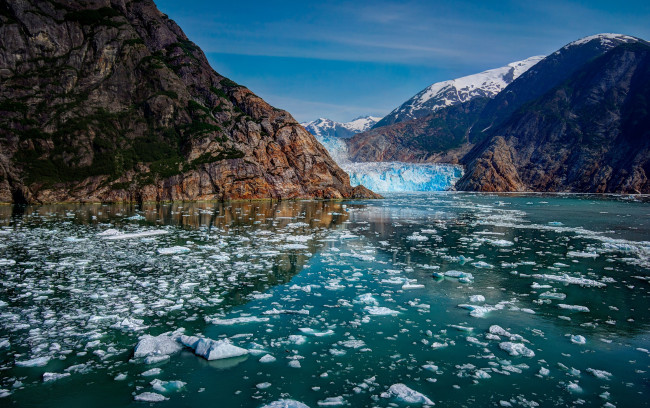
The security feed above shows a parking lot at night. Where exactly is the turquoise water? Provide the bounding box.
[0,193,649,407]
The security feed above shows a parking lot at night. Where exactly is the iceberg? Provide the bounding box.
[179,335,248,361]
[260,400,310,408]
[383,383,434,405]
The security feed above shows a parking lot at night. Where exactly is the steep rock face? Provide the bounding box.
[346,98,487,163]
[0,0,378,203]
[373,56,543,128]
[457,42,650,193]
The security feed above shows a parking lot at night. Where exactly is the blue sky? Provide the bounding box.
[155,0,650,123]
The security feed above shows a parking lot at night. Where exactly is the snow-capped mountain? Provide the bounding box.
[373,56,544,128]
[301,116,382,139]
[558,33,639,53]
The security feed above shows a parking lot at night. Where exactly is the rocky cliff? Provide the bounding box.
[0,0,379,203]
[457,42,650,193]
[346,98,487,163]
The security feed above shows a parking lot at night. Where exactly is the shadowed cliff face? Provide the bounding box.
[0,0,379,203]
[458,43,650,193]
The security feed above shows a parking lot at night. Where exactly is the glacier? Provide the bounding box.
[315,134,463,192]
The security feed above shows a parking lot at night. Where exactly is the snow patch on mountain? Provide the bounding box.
[377,55,544,126]
[302,116,382,139]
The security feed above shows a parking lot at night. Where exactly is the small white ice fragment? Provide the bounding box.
[469,295,485,303]
[43,372,70,382]
[260,400,309,408]
[134,392,168,402]
[570,335,586,345]
[558,304,590,312]
[259,354,276,363]
[499,342,535,357]
[157,246,190,255]
[364,306,400,316]
[317,396,346,406]
[15,356,50,367]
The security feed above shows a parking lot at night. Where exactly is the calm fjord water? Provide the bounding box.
[0,193,649,407]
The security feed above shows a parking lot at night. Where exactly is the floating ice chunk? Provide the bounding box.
[431,342,448,349]
[570,335,586,345]
[339,339,366,349]
[298,328,335,337]
[0,339,10,349]
[141,368,162,377]
[282,243,309,250]
[474,369,491,379]
[538,367,550,376]
[458,304,495,318]
[259,354,276,363]
[469,295,485,303]
[422,364,439,372]
[256,382,272,390]
[539,292,566,300]
[151,379,186,392]
[402,282,425,290]
[354,293,379,306]
[207,316,270,325]
[586,368,612,380]
[193,338,248,361]
[444,270,474,280]
[0,300,7,308]
[383,383,434,405]
[567,251,598,258]
[364,306,400,316]
[558,304,590,312]
[531,282,552,289]
[134,392,168,402]
[531,273,606,287]
[157,246,190,255]
[15,356,50,367]
[317,396,346,406]
[102,229,168,240]
[42,372,70,382]
[288,335,307,345]
[0,259,16,266]
[499,342,535,357]
[260,400,309,408]
[263,308,309,316]
[111,317,148,332]
[472,261,493,269]
[407,233,429,242]
[449,324,473,332]
[134,333,183,360]
[566,382,582,393]
[114,373,127,381]
[288,360,302,368]
[488,239,514,247]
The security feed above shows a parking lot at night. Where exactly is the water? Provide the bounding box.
[315,134,463,192]
[0,193,649,407]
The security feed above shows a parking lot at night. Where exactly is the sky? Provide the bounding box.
[155,0,650,123]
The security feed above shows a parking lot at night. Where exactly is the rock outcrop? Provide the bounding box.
[0,0,379,203]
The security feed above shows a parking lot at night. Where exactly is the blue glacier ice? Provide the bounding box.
[315,134,463,192]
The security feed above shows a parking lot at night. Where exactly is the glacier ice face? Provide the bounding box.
[314,131,463,192]
[346,162,463,192]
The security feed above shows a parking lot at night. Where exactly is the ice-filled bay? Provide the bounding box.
[0,193,649,407]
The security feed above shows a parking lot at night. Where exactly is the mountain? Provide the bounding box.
[468,33,641,141]
[302,116,382,139]
[347,98,488,163]
[373,56,544,128]
[457,41,650,193]
[0,0,379,203]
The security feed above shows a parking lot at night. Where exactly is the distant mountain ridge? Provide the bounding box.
[373,56,544,128]
[302,116,382,139]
